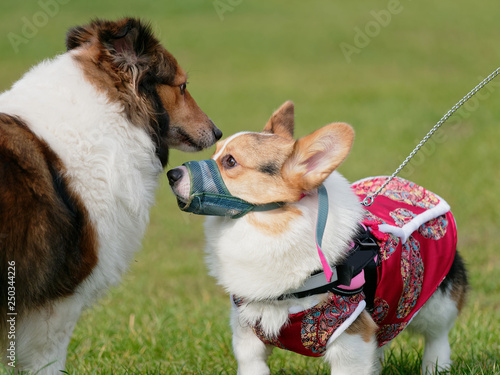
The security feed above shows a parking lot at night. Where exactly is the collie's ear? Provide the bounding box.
[263,101,295,140]
[66,18,160,68]
[66,25,95,50]
[283,123,354,192]
[98,18,149,65]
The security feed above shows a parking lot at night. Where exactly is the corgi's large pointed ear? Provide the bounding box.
[263,101,295,140]
[283,123,354,192]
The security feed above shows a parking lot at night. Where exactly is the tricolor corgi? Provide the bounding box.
[0,18,221,374]
[168,101,467,374]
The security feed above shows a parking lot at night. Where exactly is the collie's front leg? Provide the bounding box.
[230,308,272,375]
[14,296,83,375]
[324,311,379,375]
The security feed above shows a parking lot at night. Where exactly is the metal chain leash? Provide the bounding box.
[361,66,500,207]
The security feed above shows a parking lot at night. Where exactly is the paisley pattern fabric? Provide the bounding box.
[372,296,389,322]
[354,176,457,347]
[390,208,417,226]
[396,235,424,319]
[381,234,399,261]
[353,176,441,210]
[300,293,364,355]
[246,293,365,357]
[233,176,457,356]
[419,215,448,240]
[376,321,410,344]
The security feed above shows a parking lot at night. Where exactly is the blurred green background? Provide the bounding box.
[0,1,499,373]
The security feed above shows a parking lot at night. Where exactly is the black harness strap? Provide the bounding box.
[363,257,378,311]
[279,227,380,307]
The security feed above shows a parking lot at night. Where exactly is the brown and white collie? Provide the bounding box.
[0,18,221,373]
[168,101,468,374]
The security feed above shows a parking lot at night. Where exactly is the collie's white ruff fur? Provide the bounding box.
[0,51,160,372]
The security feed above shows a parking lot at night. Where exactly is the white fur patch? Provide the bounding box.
[205,171,364,338]
[0,52,162,305]
[170,165,190,202]
[212,131,274,161]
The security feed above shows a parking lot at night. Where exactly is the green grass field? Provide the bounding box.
[1,1,499,373]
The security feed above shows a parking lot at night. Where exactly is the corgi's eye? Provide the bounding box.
[222,155,237,169]
[179,82,187,95]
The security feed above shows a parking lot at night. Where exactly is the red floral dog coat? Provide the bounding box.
[235,176,457,357]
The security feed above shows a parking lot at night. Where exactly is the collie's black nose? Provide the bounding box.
[167,168,183,186]
[213,123,223,141]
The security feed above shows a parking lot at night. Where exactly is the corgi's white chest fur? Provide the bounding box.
[195,101,465,374]
[204,172,363,311]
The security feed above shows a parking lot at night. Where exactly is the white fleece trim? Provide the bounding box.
[377,196,450,243]
[352,177,451,243]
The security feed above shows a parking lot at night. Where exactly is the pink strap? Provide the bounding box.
[315,185,335,282]
[316,243,334,282]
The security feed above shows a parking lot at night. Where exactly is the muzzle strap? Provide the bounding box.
[178,159,285,219]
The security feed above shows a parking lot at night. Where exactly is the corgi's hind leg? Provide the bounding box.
[410,290,456,373]
[324,310,379,375]
[409,252,468,374]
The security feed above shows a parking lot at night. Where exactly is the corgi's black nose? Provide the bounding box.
[167,168,183,186]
